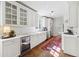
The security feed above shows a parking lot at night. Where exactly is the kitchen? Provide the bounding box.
[0,1,79,57]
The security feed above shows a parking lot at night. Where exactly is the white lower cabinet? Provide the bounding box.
[30,32,46,49]
[2,38,21,57]
[64,36,77,56]
[62,34,78,56]
[3,43,20,57]
[0,32,46,57]
[30,35,37,49]
[77,36,79,56]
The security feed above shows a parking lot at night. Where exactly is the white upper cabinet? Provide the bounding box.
[77,4,79,34]
[17,3,27,26]
[69,2,78,27]
[64,3,70,32]
[20,8,27,25]
[27,8,33,27]
[5,2,17,25]
[0,1,38,27]
[27,9,35,27]
[64,2,78,34]
[27,8,38,27]
[35,14,39,28]
[0,1,18,26]
[17,2,38,27]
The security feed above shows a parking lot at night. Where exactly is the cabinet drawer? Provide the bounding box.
[13,38,20,43]
[3,38,20,46]
[3,40,14,46]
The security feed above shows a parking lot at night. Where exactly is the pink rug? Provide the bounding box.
[41,36,61,56]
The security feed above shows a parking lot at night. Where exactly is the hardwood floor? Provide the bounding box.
[20,37,74,57]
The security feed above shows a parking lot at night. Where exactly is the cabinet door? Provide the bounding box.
[77,36,79,56]
[30,33,46,49]
[30,34,43,49]
[63,35,77,56]
[20,8,27,25]
[37,32,46,43]
[64,4,69,32]
[77,6,79,34]
[5,2,18,25]
[30,35,37,49]
[5,2,12,24]
[3,38,20,57]
[69,4,77,27]
[3,44,19,57]
[27,8,32,27]
[35,14,39,28]
[27,8,37,27]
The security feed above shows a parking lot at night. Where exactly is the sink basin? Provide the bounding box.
[64,33,74,35]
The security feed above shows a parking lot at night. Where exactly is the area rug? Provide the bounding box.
[41,36,61,57]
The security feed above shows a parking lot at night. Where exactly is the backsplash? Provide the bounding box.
[11,26,38,35]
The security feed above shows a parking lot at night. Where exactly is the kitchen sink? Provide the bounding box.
[64,33,74,35]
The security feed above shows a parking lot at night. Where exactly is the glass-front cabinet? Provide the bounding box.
[0,1,38,27]
[5,2,17,25]
[0,1,27,26]
[20,8,27,25]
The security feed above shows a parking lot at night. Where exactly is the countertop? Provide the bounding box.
[62,33,79,37]
[0,31,47,42]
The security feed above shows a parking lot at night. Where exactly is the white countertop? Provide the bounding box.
[0,31,47,42]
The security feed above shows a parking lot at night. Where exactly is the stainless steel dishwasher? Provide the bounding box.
[20,36,30,52]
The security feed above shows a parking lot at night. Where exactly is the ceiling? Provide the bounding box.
[22,1,68,18]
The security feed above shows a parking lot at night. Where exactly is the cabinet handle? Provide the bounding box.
[77,36,79,37]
